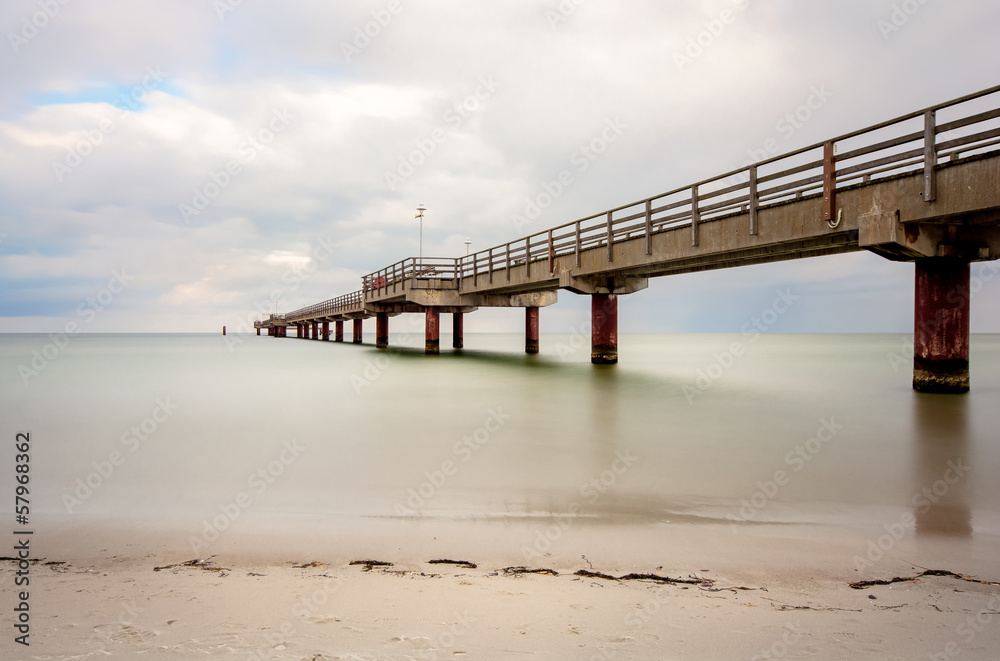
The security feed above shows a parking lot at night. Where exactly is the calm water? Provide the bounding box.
[2,332,999,559]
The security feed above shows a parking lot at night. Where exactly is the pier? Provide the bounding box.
[255,87,1000,394]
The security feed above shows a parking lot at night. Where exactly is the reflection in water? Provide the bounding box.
[912,393,972,537]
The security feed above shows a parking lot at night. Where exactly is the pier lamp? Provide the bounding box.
[464,238,471,255]
[415,204,426,262]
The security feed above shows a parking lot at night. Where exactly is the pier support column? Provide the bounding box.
[335,321,344,342]
[425,307,440,355]
[376,313,389,349]
[525,307,539,354]
[591,294,618,365]
[310,322,316,340]
[256,328,260,336]
[322,322,329,341]
[353,319,363,344]
[914,258,970,393]
[453,312,464,349]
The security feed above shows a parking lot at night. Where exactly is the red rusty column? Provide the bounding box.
[591,294,618,365]
[335,320,344,342]
[306,324,312,340]
[322,321,329,341]
[313,321,319,340]
[453,312,464,350]
[525,307,539,354]
[914,258,970,393]
[353,319,363,344]
[376,313,389,349]
[425,307,440,355]
[256,327,260,336]
[296,325,302,338]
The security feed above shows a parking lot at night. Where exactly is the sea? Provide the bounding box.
[2,332,999,572]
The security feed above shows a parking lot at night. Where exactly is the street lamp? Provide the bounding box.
[464,238,471,255]
[415,204,426,262]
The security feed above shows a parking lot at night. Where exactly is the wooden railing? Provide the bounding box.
[363,257,460,296]
[284,290,363,323]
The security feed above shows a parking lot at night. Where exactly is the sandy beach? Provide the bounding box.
[5,518,1000,660]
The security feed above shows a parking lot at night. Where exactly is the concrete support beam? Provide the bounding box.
[914,258,971,393]
[560,272,648,295]
[376,313,389,349]
[335,321,344,342]
[525,307,539,354]
[453,312,464,350]
[353,319,363,344]
[591,294,618,365]
[425,307,440,355]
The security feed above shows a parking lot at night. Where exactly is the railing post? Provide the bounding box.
[606,211,614,262]
[691,185,700,247]
[488,248,493,284]
[505,242,511,282]
[455,257,461,291]
[644,199,652,256]
[822,141,836,223]
[548,229,555,273]
[525,235,531,277]
[575,220,581,268]
[749,166,759,236]
[924,109,937,202]
[473,252,478,287]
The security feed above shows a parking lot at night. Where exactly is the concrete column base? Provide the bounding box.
[376,313,389,349]
[591,294,618,365]
[525,307,539,354]
[426,307,440,355]
[453,312,464,350]
[913,258,970,394]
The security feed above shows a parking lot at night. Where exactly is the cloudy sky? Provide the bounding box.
[1,0,998,334]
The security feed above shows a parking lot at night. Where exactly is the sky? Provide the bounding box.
[1,0,999,335]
